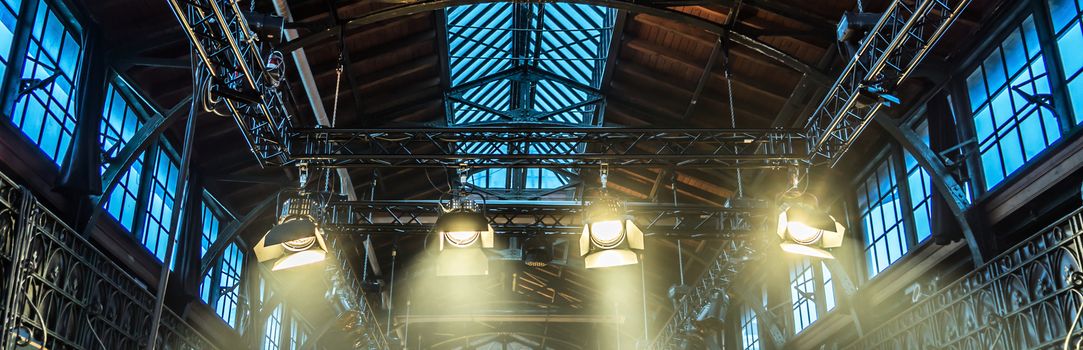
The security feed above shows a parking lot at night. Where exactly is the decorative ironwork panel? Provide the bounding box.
[0,173,217,349]
[845,207,1083,349]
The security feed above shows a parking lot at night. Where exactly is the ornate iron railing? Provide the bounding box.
[0,173,218,349]
[845,207,1083,349]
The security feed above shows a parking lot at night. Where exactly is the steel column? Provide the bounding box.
[873,113,984,265]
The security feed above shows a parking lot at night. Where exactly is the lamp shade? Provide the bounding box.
[254,215,329,271]
[433,208,495,276]
[776,202,845,259]
[435,211,494,249]
[579,198,644,268]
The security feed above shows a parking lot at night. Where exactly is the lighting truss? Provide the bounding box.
[286,128,809,168]
[803,0,970,165]
[320,200,768,238]
[166,0,294,166]
[651,239,759,350]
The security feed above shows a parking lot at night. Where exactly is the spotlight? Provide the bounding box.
[254,214,329,271]
[521,236,552,267]
[433,200,494,276]
[777,195,845,259]
[694,290,730,330]
[579,196,644,268]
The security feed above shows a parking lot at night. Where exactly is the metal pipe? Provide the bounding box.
[145,78,199,350]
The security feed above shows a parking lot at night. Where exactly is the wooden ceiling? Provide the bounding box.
[78,0,1005,346]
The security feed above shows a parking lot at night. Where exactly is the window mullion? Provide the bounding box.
[0,0,39,115]
[1033,0,1078,127]
[130,141,159,238]
[950,79,989,197]
[892,145,919,250]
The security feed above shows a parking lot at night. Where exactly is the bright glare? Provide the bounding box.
[779,243,835,259]
[272,250,327,271]
[590,220,624,246]
[786,221,824,244]
[444,231,481,247]
[585,249,638,268]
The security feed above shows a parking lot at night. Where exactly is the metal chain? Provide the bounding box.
[332,55,344,128]
[722,37,744,198]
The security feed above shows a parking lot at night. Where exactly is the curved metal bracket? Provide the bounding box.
[199,193,278,277]
[873,113,984,265]
[731,284,786,349]
[279,0,829,83]
[81,95,192,237]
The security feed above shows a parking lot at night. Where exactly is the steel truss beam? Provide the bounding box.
[804,0,970,165]
[286,128,809,168]
[166,0,295,166]
[321,200,767,238]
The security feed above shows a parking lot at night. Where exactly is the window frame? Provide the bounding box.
[952,1,1083,199]
[2,0,86,166]
[787,257,836,334]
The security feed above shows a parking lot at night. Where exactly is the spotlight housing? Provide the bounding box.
[433,200,494,276]
[579,196,644,268]
[777,196,845,259]
[254,214,329,271]
[521,236,552,267]
[694,290,730,330]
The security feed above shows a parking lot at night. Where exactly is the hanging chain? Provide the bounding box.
[599,163,609,190]
[722,36,744,198]
[331,55,344,128]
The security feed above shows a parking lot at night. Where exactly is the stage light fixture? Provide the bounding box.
[579,195,644,269]
[777,195,845,259]
[521,236,552,267]
[254,214,329,271]
[433,199,495,276]
[694,290,730,330]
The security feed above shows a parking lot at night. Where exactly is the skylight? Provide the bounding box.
[444,2,615,196]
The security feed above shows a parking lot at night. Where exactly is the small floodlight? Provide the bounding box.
[694,290,730,330]
[433,198,495,277]
[580,165,644,268]
[777,194,845,259]
[255,214,329,271]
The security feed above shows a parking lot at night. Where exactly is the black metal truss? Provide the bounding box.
[321,200,768,238]
[166,0,294,166]
[804,0,970,165]
[285,128,810,168]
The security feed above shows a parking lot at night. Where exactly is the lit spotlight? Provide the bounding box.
[777,195,844,259]
[254,214,329,271]
[579,196,644,269]
[433,199,494,276]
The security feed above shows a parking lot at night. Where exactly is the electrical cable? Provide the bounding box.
[86,314,107,350]
[25,295,48,348]
[1063,289,1083,350]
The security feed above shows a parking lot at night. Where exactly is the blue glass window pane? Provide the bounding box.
[142,147,179,264]
[100,82,145,231]
[967,16,1056,189]
[740,305,760,350]
[215,243,244,328]
[263,305,283,350]
[858,155,909,277]
[10,0,81,165]
[1049,0,1079,31]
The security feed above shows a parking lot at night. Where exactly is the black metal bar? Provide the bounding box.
[322,199,767,238]
[146,86,198,350]
[683,37,723,119]
[285,127,809,168]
